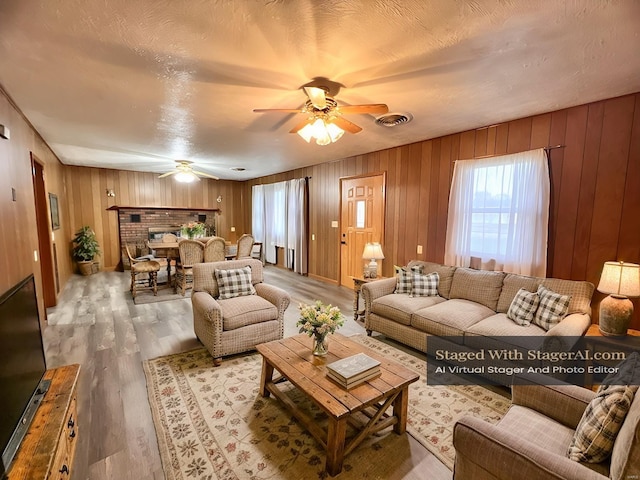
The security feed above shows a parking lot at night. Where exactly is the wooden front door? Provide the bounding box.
[339,173,385,286]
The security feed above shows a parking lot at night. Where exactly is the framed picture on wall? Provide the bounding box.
[49,193,60,230]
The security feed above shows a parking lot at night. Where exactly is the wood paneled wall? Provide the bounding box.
[0,87,72,322]
[244,92,640,329]
[63,166,247,269]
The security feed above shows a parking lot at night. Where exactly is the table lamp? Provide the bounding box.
[597,261,640,336]
[362,242,384,278]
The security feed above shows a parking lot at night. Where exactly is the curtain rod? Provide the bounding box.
[459,145,565,161]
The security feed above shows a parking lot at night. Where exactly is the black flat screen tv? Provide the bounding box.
[0,275,49,478]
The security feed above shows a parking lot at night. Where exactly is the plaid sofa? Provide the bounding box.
[361,261,595,378]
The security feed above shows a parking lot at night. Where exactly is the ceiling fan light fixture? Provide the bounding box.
[297,117,345,146]
[175,171,198,183]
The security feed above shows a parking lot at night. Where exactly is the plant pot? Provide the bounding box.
[78,261,94,276]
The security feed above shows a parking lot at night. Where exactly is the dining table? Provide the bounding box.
[147,240,238,284]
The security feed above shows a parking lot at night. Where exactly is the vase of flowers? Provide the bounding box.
[181,222,205,239]
[296,301,344,356]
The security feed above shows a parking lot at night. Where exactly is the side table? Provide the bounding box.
[350,276,386,322]
[584,324,640,388]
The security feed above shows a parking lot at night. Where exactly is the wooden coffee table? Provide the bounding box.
[256,333,420,476]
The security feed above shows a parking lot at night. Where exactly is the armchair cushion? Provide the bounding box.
[214,266,256,299]
[219,295,278,331]
[568,384,638,463]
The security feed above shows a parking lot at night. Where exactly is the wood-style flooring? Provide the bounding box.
[43,267,452,480]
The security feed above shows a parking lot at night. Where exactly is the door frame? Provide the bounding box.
[338,171,386,286]
[31,154,57,308]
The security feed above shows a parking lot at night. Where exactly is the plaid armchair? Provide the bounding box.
[191,259,290,365]
[453,379,640,480]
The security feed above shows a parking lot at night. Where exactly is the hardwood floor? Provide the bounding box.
[42,267,452,480]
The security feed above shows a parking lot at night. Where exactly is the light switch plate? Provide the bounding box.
[417,245,423,254]
[331,221,338,228]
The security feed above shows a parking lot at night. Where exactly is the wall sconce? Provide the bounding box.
[106,189,116,197]
[216,195,222,203]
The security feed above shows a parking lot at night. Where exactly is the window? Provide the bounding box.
[444,149,550,277]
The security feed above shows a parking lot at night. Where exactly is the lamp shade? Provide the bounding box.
[362,242,384,260]
[597,261,640,297]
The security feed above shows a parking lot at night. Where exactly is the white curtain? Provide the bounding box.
[286,178,307,273]
[444,148,550,277]
[252,178,308,273]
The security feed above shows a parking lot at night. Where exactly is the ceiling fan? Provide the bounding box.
[158,160,219,183]
[253,86,389,145]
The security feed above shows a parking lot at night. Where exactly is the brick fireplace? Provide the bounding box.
[109,206,220,266]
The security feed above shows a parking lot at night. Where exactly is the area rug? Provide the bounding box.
[143,335,510,479]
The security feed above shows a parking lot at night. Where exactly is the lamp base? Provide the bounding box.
[367,260,378,279]
[598,295,633,336]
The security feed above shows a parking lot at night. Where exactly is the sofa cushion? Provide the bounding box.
[411,299,494,340]
[214,266,256,299]
[449,267,505,311]
[497,273,542,313]
[219,295,278,331]
[507,288,540,326]
[411,272,439,297]
[533,285,571,331]
[407,261,457,298]
[568,384,638,464]
[541,278,594,315]
[394,264,422,294]
[465,313,547,354]
[372,294,445,326]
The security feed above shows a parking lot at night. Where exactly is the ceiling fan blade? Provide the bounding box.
[331,117,362,134]
[304,86,327,109]
[158,171,177,178]
[253,108,304,113]
[192,170,219,180]
[289,118,312,134]
[338,104,389,115]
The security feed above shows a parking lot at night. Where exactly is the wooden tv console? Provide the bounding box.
[8,364,80,479]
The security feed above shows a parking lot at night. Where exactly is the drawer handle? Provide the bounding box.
[59,465,69,475]
[67,417,74,429]
[70,429,76,439]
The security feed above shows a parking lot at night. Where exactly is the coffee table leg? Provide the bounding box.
[392,386,409,434]
[326,417,347,476]
[259,358,274,398]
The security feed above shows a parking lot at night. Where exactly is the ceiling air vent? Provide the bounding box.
[231,167,246,171]
[375,112,413,127]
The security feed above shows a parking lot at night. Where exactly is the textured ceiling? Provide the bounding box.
[1,0,639,181]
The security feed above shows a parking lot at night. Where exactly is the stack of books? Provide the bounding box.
[326,353,381,389]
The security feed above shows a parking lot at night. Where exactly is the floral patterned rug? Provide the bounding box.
[143,335,510,479]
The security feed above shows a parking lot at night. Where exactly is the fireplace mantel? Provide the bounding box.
[107,205,221,213]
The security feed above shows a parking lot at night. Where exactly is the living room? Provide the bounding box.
[1,2,639,479]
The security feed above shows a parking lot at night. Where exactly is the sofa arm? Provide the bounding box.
[254,283,291,315]
[361,277,396,306]
[546,313,591,338]
[453,416,607,480]
[511,382,595,429]
[192,291,222,324]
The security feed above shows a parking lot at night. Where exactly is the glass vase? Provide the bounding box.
[312,332,329,356]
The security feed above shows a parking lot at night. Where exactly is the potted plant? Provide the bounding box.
[73,226,101,275]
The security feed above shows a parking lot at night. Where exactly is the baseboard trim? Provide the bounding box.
[308,273,339,285]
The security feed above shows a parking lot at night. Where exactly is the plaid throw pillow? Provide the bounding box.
[532,285,571,331]
[410,272,439,297]
[567,383,638,463]
[214,266,256,300]
[507,288,540,326]
[394,265,423,294]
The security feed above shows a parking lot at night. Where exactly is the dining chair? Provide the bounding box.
[235,234,254,259]
[174,240,204,295]
[250,242,263,264]
[123,244,161,298]
[204,236,226,263]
